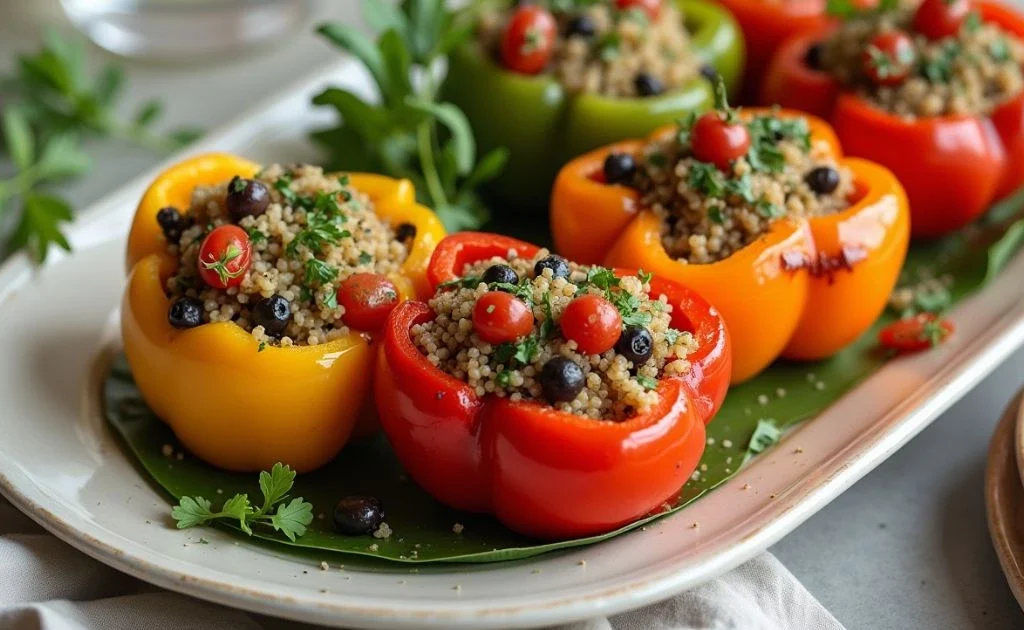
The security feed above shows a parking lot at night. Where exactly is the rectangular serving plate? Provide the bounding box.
[2,57,1023,628]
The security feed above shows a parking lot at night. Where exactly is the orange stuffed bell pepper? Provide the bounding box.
[761,0,1024,237]
[375,233,730,539]
[552,105,909,383]
[122,153,445,472]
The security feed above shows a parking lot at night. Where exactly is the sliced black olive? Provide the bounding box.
[805,166,840,195]
[168,297,204,329]
[804,43,823,70]
[699,64,719,83]
[616,326,654,366]
[251,294,291,337]
[394,222,417,243]
[540,356,586,403]
[332,495,385,536]
[534,255,570,280]
[634,72,664,97]
[602,153,637,185]
[566,15,597,38]
[156,206,189,243]
[226,176,271,221]
[482,264,519,286]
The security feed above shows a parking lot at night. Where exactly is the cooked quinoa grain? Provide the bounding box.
[164,164,408,346]
[819,4,1024,117]
[412,249,699,421]
[624,100,853,264]
[478,1,699,97]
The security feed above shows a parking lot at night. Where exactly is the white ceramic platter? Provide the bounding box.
[2,60,1024,630]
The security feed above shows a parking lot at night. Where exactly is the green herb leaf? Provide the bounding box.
[742,418,782,466]
[304,258,339,286]
[316,23,391,99]
[405,97,476,174]
[636,375,658,390]
[688,162,726,197]
[270,497,315,542]
[2,106,34,169]
[134,100,163,127]
[7,191,73,263]
[986,218,1024,282]
[258,462,296,515]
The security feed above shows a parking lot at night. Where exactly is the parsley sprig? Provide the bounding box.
[0,31,201,263]
[312,0,507,231]
[171,463,314,542]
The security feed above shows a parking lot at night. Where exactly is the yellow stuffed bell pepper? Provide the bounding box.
[122,153,445,472]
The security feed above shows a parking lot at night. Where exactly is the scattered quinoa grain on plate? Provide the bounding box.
[611,85,854,264]
[411,249,698,421]
[160,164,411,346]
[477,0,700,97]
[815,0,1024,117]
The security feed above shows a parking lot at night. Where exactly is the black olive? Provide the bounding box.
[565,15,596,38]
[699,64,719,83]
[534,255,570,280]
[251,295,291,337]
[603,153,637,185]
[333,495,385,535]
[482,264,519,286]
[156,206,188,243]
[805,166,840,195]
[616,326,654,366]
[394,222,417,242]
[804,43,823,70]
[226,176,271,221]
[634,72,664,97]
[540,357,586,403]
[168,297,204,329]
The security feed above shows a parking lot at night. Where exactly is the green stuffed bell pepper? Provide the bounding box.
[441,0,745,212]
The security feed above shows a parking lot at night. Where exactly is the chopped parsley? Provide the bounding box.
[746,114,811,174]
[578,265,653,329]
[963,11,982,34]
[303,258,338,286]
[496,370,512,387]
[322,290,339,309]
[358,250,373,265]
[755,198,784,219]
[257,342,267,353]
[664,328,681,345]
[724,173,755,202]
[286,212,350,257]
[246,227,267,245]
[708,207,726,225]
[636,375,658,390]
[688,162,726,197]
[920,41,961,83]
[989,37,1011,63]
[438,275,482,290]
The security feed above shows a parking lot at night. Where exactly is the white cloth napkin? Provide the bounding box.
[0,497,844,630]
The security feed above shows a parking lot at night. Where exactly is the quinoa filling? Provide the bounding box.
[478,0,701,97]
[816,1,1024,117]
[609,94,853,264]
[161,164,411,347]
[412,249,698,421]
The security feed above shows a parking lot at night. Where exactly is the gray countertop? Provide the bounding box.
[3,1,1023,627]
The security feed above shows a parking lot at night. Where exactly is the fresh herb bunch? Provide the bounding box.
[0,31,202,263]
[311,0,508,232]
[171,462,314,542]
[1,30,201,152]
[825,0,899,19]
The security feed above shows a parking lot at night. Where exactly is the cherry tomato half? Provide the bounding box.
[615,0,662,19]
[862,31,916,86]
[879,313,954,354]
[913,0,971,40]
[561,294,623,355]
[197,225,252,289]
[691,113,751,171]
[473,291,535,345]
[339,273,400,332]
[500,6,557,75]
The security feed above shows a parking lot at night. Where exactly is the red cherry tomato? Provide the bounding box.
[615,0,662,19]
[500,6,557,75]
[691,113,752,171]
[913,0,971,40]
[879,313,954,353]
[197,225,252,289]
[862,31,916,86]
[473,291,535,345]
[338,273,400,331]
[561,294,623,355]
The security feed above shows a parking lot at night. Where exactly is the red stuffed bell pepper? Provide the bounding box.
[762,0,1024,237]
[375,233,731,539]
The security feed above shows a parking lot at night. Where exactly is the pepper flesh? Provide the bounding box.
[375,233,731,539]
[440,0,745,211]
[122,153,445,472]
[760,0,1024,237]
[551,110,910,382]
